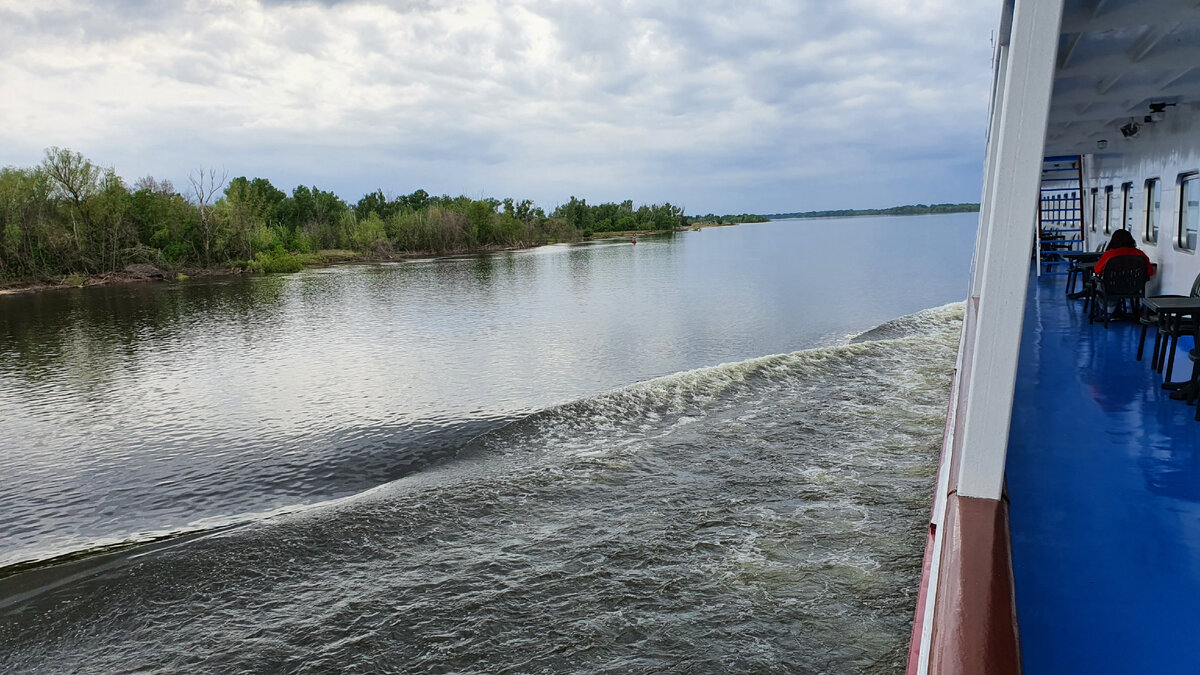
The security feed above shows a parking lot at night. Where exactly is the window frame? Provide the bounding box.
[1121,182,1134,232]
[1090,188,1098,232]
[1178,172,1200,252]
[1145,177,1160,245]
[1104,185,1113,234]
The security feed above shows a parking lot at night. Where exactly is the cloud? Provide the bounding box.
[0,0,996,213]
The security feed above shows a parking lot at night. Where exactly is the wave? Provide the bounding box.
[851,301,965,343]
[0,302,964,594]
[0,303,964,672]
[458,301,964,455]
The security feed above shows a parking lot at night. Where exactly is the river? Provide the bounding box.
[0,214,975,672]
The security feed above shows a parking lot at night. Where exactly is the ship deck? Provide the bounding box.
[1006,271,1200,673]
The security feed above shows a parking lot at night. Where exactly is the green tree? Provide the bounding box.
[466,200,496,244]
[225,176,286,257]
[402,189,430,211]
[92,170,133,272]
[355,190,394,220]
[0,167,57,278]
[41,147,104,267]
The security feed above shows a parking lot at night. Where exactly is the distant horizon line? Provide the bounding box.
[758,202,980,219]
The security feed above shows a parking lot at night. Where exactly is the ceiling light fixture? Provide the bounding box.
[1148,102,1175,123]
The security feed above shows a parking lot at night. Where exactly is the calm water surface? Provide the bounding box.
[0,214,974,672]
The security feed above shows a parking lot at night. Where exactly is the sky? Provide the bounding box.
[0,0,999,215]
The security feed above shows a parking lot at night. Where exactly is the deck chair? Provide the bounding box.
[1186,322,1200,420]
[1089,255,1148,328]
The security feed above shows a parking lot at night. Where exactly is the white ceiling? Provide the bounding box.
[1044,0,1200,155]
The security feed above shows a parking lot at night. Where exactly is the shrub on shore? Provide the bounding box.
[246,248,304,274]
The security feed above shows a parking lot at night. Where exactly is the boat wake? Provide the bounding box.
[1,302,964,673]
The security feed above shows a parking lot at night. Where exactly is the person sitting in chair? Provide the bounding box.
[1093,229,1155,320]
[1094,229,1155,278]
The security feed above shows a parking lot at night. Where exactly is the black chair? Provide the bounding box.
[1186,322,1200,420]
[1089,255,1148,328]
[1138,272,1200,365]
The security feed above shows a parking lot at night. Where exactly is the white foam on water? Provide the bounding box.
[1,302,965,674]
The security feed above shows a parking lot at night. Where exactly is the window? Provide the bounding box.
[1145,178,1160,244]
[1105,186,1114,234]
[1090,188,1098,232]
[1181,173,1199,251]
[1122,182,1134,231]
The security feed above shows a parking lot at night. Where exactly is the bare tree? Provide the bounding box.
[188,166,227,266]
[134,175,176,195]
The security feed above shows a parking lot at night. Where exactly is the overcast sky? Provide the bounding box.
[0,0,998,214]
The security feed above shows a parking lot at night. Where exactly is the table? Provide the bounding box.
[1141,296,1200,388]
[1063,252,1103,296]
[1142,297,1200,313]
[1068,261,1098,300]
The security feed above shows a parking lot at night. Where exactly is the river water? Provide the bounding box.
[0,214,974,672]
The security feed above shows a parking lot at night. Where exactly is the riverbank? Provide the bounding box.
[0,229,714,296]
[583,221,743,239]
[677,221,742,232]
[0,266,236,296]
[0,242,571,296]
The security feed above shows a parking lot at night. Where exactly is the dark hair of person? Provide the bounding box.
[1108,229,1136,249]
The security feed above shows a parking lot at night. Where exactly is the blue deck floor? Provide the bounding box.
[1007,272,1200,673]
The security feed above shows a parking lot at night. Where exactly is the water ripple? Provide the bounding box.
[1,303,961,673]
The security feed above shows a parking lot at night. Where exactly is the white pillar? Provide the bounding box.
[956,0,1064,500]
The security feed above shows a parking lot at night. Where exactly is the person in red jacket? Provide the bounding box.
[1093,229,1155,319]
[1094,229,1155,277]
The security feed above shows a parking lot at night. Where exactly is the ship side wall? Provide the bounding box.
[1082,104,1200,295]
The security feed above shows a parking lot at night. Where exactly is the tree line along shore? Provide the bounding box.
[2,148,749,288]
[764,203,980,219]
[0,148,976,291]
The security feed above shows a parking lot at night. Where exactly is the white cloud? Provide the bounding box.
[0,0,997,213]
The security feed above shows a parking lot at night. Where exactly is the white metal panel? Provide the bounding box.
[971,46,1011,295]
[957,0,1065,501]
